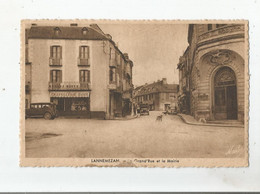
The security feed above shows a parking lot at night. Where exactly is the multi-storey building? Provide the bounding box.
[177,47,190,114]
[25,23,134,119]
[134,78,179,111]
[177,23,246,123]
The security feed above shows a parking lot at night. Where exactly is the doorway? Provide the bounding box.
[214,67,237,120]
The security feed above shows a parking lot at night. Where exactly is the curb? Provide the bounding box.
[108,115,140,121]
[177,114,244,128]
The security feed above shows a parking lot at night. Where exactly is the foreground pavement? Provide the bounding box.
[25,111,245,158]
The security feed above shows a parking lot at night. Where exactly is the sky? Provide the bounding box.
[99,23,189,86]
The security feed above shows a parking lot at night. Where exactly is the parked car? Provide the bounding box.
[139,104,149,115]
[26,103,57,120]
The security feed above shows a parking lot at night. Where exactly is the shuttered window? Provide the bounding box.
[50,70,62,83]
[79,70,90,83]
[50,46,62,59]
[79,46,89,59]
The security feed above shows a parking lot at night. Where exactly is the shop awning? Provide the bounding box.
[50,91,90,98]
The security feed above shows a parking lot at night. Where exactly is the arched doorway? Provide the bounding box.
[214,66,238,120]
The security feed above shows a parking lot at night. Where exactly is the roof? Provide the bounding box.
[134,80,179,97]
[26,24,134,66]
[27,26,108,40]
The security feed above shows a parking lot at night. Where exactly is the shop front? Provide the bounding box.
[50,91,90,118]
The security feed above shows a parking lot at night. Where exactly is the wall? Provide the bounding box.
[29,38,108,114]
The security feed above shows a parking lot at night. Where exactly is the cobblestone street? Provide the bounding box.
[25,111,245,158]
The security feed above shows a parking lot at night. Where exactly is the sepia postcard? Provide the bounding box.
[20,20,249,167]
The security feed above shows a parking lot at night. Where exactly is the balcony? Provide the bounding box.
[78,58,90,66]
[49,58,62,66]
[198,24,245,43]
[108,81,117,90]
[49,82,91,91]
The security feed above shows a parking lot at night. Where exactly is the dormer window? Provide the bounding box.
[54,27,61,36]
[82,27,88,35]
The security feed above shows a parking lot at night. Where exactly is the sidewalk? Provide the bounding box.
[178,113,244,128]
[113,114,139,121]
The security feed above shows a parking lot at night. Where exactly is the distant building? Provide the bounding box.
[25,23,134,119]
[134,78,179,111]
[177,23,246,123]
[177,47,190,114]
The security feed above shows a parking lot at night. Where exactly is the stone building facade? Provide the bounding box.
[134,78,179,111]
[178,23,246,123]
[25,23,134,119]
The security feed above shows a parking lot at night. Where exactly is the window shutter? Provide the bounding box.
[87,70,90,82]
[50,70,53,82]
[87,46,89,59]
[79,46,82,58]
[59,46,62,59]
[58,70,62,83]
[50,46,53,58]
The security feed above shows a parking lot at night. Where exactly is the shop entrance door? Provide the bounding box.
[214,67,237,120]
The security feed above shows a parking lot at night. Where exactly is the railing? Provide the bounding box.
[108,81,117,90]
[78,58,90,66]
[49,82,91,91]
[198,24,245,42]
[49,58,62,66]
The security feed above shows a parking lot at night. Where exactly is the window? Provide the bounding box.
[79,70,90,83]
[54,27,61,36]
[82,27,88,35]
[109,68,116,82]
[78,46,90,66]
[50,46,62,65]
[50,70,62,83]
[79,46,89,59]
[50,46,62,59]
[207,24,213,31]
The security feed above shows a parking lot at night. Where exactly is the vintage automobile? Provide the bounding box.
[139,104,150,116]
[25,103,58,120]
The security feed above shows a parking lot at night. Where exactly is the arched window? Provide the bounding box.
[82,27,88,35]
[54,27,61,36]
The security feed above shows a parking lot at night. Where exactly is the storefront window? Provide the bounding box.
[71,99,88,111]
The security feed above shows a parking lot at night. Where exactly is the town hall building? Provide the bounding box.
[177,23,246,123]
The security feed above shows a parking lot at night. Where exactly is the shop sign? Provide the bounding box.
[50,91,90,98]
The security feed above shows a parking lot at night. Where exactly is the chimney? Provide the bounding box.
[70,23,78,27]
[106,34,112,39]
[162,78,167,84]
[90,24,105,35]
[123,53,129,60]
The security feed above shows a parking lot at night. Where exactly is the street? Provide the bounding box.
[25,111,245,158]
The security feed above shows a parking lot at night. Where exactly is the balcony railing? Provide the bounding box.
[78,58,90,66]
[49,58,62,66]
[198,24,245,42]
[49,82,91,91]
[108,81,117,90]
